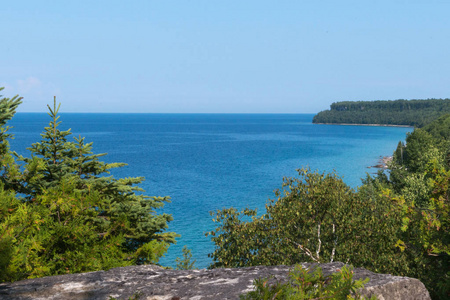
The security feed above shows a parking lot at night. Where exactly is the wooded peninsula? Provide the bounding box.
[313,98,450,127]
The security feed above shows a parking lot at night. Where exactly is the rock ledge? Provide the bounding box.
[0,262,430,300]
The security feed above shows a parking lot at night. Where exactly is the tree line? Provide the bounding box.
[313,99,450,127]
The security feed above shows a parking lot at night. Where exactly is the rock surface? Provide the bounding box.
[0,262,430,300]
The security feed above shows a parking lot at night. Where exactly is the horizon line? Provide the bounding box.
[15,111,319,114]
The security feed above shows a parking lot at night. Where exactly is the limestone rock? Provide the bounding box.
[0,262,430,300]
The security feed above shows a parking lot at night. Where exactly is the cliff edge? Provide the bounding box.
[0,262,430,300]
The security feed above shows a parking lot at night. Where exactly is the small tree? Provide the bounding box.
[175,245,196,270]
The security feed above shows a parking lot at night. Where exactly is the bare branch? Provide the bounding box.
[288,238,319,262]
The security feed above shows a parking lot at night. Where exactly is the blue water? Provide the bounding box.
[8,113,411,268]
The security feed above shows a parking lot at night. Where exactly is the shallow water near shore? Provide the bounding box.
[9,113,411,268]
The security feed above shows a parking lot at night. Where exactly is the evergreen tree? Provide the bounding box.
[0,92,178,281]
[0,88,23,191]
[20,98,178,253]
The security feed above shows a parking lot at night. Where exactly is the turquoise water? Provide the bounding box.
[8,113,411,268]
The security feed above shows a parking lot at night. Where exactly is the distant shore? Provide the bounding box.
[314,123,413,128]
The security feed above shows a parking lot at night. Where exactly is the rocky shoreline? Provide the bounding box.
[368,156,392,169]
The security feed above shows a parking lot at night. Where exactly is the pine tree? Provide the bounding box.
[0,88,23,191]
[1,92,178,281]
[21,98,74,192]
[21,97,178,247]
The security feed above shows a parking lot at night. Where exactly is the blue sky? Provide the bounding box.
[2,1,450,113]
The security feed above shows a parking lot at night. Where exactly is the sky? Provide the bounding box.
[2,1,450,113]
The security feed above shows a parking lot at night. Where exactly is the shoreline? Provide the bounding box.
[314,122,413,128]
[368,156,393,169]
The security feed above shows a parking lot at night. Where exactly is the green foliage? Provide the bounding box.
[0,183,43,281]
[109,292,142,300]
[0,88,23,191]
[384,114,450,299]
[207,169,408,275]
[313,98,450,127]
[0,88,22,127]
[387,165,450,299]
[242,277,287,300]
[175,245,196,270]
[0,91,178,282]
[422,114,450,140]
[403,129,443,173]
[241,265,376,300]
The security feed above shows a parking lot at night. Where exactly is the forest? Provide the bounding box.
[0,89,448,299]
[312,99,450,127]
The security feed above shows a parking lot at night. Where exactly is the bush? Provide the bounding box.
[241,264,377,300]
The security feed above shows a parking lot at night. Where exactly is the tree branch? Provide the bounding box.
[316,223,321,261]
